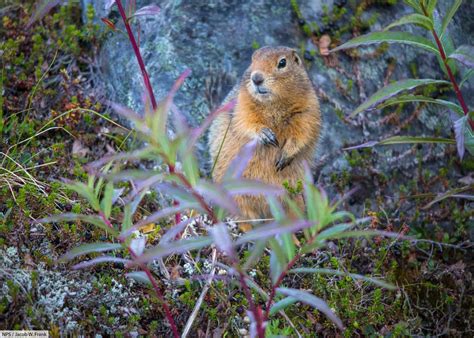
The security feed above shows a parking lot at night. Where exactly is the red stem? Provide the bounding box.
[100,212,180,338]
[115,0,157,110]
[113,2,258,331]
[115,0,181,222]
[263,232,320,322]
[422,6,474,130]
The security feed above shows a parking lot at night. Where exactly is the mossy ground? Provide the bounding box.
[0,1,472,336]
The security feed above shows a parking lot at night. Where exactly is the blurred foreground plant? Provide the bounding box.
[39,1,400,336]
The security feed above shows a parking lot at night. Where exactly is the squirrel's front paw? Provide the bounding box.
[258,128,279,147]
[275,154,293,171]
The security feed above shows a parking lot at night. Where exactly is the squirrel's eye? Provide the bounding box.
[277,58,287,69]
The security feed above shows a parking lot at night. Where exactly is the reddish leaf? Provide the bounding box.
[101,18,117,31]
[134,4,161,17]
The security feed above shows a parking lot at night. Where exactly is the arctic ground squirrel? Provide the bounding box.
[208,46,321,229]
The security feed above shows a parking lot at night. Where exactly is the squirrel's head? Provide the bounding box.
[246,46,309,103]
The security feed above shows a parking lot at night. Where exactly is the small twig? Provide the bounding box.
[182,248,217,337]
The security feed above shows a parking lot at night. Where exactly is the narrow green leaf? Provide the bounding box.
[289,268,396,290]
[181,151,200,186]
[242,240,268,271]
[101,181,114,218]
[448,45,474,68]
[460,69,474,88]
[60,242,123,261]
[378,94,464,116]
[378,136,455,145]
[64,181,100,211]
[269,297,298,316]
[350,79,450,117]
[134,236,214,264]
[345,136,455,150]
[384,13,433,31]
[269,238,287,285]
[195,180,239,215]
[425,0,438,16]
[277,288,344,330]
[317,223,354,241]
[330,31,439,55]
[440,0,462,37]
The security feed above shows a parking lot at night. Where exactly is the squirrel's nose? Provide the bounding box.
[251,72,264,86]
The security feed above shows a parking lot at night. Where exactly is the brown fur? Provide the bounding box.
[208,46,321,223]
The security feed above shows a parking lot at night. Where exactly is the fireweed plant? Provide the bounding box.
[38,1,400,337]
[331,0,474,159]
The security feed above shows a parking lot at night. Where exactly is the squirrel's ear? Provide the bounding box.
[292,50,301,65]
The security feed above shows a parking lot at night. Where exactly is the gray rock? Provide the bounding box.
[90,0,473,210]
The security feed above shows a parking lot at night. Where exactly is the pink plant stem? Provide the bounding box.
[99,212,180,338]
[115,0,181,223]
[113,2,258,331]
[115,0,157,109]
[420,5,474,130]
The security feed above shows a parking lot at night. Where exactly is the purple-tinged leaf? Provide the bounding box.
[166,69,192,107]
[85,148,154,172]
[39,213,119,237]
[108,101,145,126]
[60,242,123,261]
[190,99,237,145]
[122,174,164,203]
[119,203,198,240]
[73,256,130,270]
[133,4,160,17]
[130,237,146,256]
[195,180,239,215]
[101,18,117,31]
[454,116,467,159]
[126,271,152,285]
[344,141,379,150]
[236,220,314,245]
[160,217,197,244]
[153,182,197,204]
[209,223,235,258]
[276,287,344,330]
[171,104,190,136]
[27,0,64,28]
[224,139,257,179]
[222,179,284,196]
[132,236,213,264]
[111,188,125,205]
[289,268,396,290]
